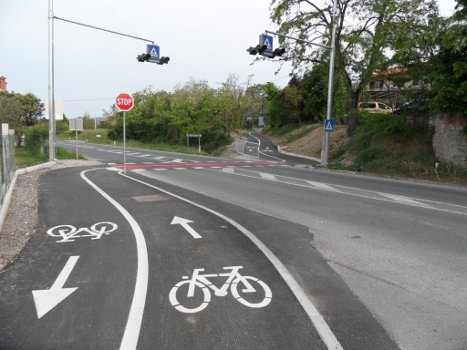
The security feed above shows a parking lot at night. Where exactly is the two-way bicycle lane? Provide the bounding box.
[0,166,330,349]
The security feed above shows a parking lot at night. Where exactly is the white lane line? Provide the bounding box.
[222,167,235,173]
[378,193,433,208]
[126,153,141,156]
[153,156,166,160]
[138,154,152,158]
[248,132,286,163]
[306,181,340,192]
[221,169,467,216]
[259,173,277,181]
[81,169,148,350]
[118,171,343,350]
[162,158,184,163]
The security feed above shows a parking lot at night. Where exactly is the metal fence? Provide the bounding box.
[235,138,259,159]
[0,127,16,210]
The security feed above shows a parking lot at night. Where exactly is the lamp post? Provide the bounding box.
[47,2,157,161]
[48,0,55,161]
[321,0,338,167]
[265,0,338,167]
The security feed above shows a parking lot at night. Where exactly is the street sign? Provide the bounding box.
[147,44,160,63]
[115,93,134,112]
[324,119,335,132]
[259,34,273,52]
[69,117,83,131]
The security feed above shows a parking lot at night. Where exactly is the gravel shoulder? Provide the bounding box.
[0,160,102,272]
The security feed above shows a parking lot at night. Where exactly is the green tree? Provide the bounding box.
[15,92,44,126]
[0,92,23,128]
[270,0,440,124]
[0,91,44,128]
[428,0,467,119]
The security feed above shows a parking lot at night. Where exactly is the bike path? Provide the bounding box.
[0,167,325,349]
[0,166,135,349]
[85,168,327,349]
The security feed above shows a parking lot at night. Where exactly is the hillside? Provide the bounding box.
[265,119,466,184]
[266,123,351,162]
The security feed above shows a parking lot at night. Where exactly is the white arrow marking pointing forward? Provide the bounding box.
[32,255,79,319]
[170,216,202,239]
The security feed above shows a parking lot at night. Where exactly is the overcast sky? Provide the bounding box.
[0,0,457,119]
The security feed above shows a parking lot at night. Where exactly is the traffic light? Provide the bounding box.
[137,53,150,62]
[247,44,269,56]
[246,45,285,58]
[137,53,170,65]
[273,47,286,57]
[157,56,170,65]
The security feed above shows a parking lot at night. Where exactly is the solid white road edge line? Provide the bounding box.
[81,169,148,350]
[248,132,286,163]
[118,171,343,350]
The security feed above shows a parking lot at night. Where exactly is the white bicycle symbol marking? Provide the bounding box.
[47,222,118,243]
[169,266,272,313]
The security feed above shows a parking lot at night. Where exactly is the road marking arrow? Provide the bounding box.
[170,216,202,239]
[32,256,79,319]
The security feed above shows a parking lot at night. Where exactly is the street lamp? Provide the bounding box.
[47,1,160,161]
[263,0,338,167]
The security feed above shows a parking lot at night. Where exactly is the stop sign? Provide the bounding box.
[115,93,134,111]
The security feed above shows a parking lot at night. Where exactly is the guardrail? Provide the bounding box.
[235,138,259,159]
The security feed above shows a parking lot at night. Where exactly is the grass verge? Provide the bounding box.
[15,147,83,168]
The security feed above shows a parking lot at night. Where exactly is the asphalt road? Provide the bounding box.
[0,166,397,349]
[241,131,319,165]
[1,140,466,349]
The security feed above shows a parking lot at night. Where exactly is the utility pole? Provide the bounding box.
[321,0,338,167]
[48,0,55,161]
[47,4,156,162]
[265,3,338,167]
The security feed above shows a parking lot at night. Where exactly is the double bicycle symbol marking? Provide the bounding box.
[47,222,118,243]
[169,266,272,313]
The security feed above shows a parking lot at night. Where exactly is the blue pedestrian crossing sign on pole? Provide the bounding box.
[259,34,273,52]
[146,44,160,62]
[324,119,335,132]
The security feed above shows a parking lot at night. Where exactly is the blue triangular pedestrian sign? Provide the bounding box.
[260,34,273,52]
[324,119,335,132]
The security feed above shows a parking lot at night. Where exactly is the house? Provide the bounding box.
[363,67,430,108]
[0,76,7,91]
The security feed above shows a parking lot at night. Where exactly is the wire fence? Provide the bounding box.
[0,126,16,210]
[235,138,259,159]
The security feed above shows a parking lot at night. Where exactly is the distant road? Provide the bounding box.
[242,131,320,165]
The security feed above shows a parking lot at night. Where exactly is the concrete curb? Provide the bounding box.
[277,145,321,164]
[15,161,57,175]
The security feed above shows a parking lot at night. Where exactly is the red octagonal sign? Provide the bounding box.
[115,93,134,112]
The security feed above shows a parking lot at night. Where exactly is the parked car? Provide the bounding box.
[358,101,393,114]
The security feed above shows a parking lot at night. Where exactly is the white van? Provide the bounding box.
[358,101,393,114]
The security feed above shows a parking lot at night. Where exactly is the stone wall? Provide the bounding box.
[431,114,467,167]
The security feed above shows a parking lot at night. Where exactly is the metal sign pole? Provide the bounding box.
[321,0,338,167]
[48,0,56,161]
[123,111,126,174]
[198,137,201,153]
[75,128,78,160]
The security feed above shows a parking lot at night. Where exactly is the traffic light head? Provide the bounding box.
[137,53,150,62]
[257,44,268,54]
[247,46,259,55]
[273,47,286,57]
[157,56,170,65]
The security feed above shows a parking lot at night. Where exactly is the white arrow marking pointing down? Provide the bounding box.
[170,216,202,239]
[32,256,79,319]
